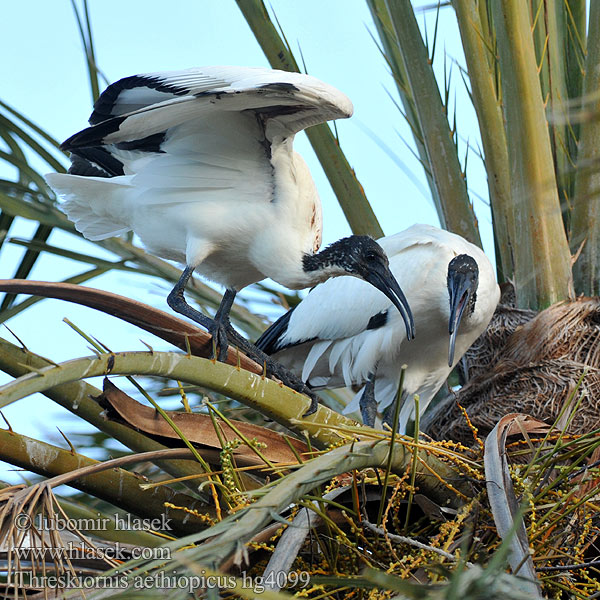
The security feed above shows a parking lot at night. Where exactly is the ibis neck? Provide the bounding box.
[302,252,349,278]
[256,245,349,290]
[282,255,349,289]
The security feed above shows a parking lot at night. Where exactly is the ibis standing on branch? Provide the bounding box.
[256,224,500,432]
[45,66,415,413]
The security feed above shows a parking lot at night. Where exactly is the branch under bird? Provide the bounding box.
[256,224,500,432]
[45,66,415,414]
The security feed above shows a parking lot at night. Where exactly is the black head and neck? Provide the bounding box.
[303,235,415,340]
[447,253,479,366]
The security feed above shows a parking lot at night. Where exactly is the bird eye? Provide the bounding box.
[365,251,379,262]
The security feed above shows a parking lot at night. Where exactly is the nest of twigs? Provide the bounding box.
[428,295,600,444]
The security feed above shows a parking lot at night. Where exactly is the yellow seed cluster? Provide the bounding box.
[246,540,275,553]
[218,438,256,512]
[179,425,599,599]
[574,509,592,563]
[455,399,484,451]
[162,501,215,526]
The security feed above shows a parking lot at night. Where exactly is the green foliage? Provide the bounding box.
[1,2,600,598]
[239,0,600,308]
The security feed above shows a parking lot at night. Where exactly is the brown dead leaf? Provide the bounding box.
[497,413,552,438]
[0,279,262,374]
[484,413,544,597]
[98,379,309,465]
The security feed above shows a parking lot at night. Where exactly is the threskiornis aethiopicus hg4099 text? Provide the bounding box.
[256,224,500,432]
[45,66,415,414]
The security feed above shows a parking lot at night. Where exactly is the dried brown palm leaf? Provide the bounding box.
[0,279,263,374]
[99,378,309,466]
[0,484,121,595]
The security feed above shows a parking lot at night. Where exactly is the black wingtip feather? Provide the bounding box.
[61,116,126,151]
[255,306,296,355]
[115,132,166,153]
[68,154,109,177]
[90,74,188,125]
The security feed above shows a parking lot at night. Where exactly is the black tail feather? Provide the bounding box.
[67,147,125,177]
[255,306,296,354]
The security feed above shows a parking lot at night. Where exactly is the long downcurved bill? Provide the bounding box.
[365,265,415,340]
[448,271,473,367]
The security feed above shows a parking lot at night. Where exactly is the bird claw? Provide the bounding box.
[208,320,230,362]
[301,392,319,417]
[207,323,320,417]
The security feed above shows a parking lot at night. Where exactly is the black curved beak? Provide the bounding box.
[448,271,474,367]
[365,263,415,340]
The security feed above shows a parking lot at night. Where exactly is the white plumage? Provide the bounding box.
[45,66,354,291]
[256,224,500,432]
[44,66,415,413]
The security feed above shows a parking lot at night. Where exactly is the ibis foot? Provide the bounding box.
[167,268,318,415]
[206,318,231,362]
[209,288,237,362]
[225,325,319,416]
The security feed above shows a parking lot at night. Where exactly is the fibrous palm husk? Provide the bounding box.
[502,296,600,366]
[457,283,537,384]
[428,296,600,443]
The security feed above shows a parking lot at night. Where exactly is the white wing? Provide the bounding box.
[45,67,351,257]
[63,66,353,149]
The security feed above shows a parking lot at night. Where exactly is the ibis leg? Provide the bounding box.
[167,267,320,416]
[359,373,377,427]
[167,267,213,329]
[224,325,320,416]
[167,267,234,361]
[210,288,237,361]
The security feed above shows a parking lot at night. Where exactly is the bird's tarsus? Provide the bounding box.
[169,269,319,414]
[359,373,377,427]
[168,268,235,361]
[167,267,211,326]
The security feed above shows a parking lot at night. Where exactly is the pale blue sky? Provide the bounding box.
[0,1,492,481]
